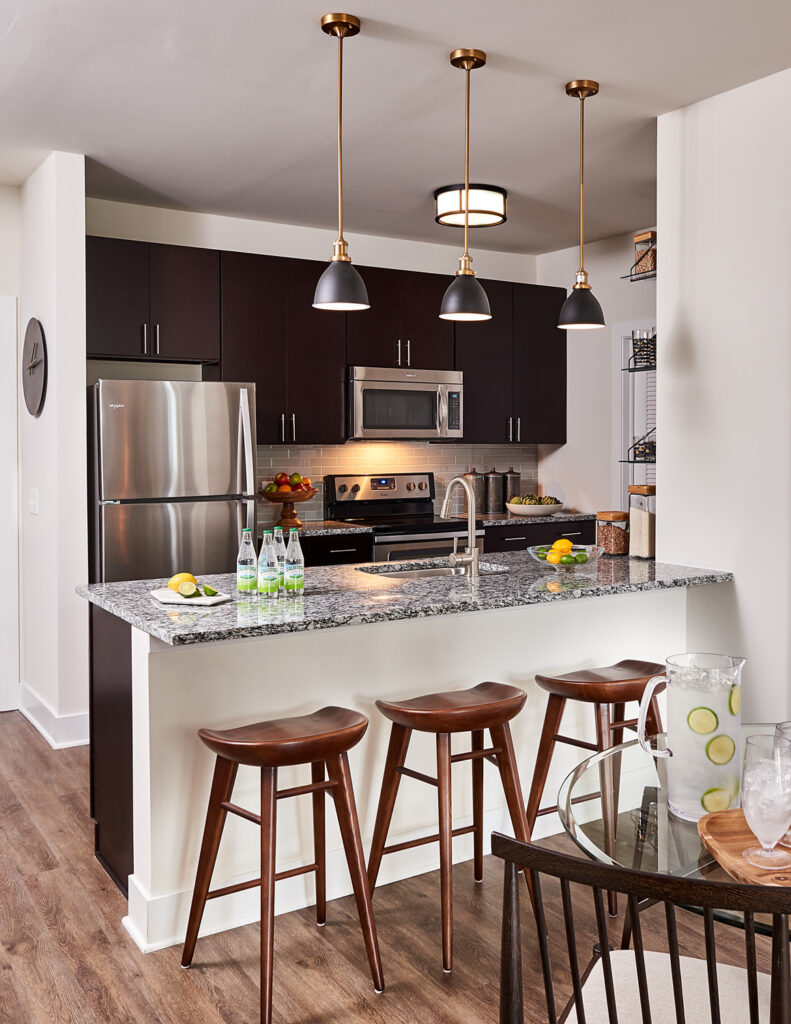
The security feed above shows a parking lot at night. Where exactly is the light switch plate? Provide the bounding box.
[28,488,39,515]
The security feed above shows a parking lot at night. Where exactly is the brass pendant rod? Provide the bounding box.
[336,31,344,245]
[578,93,585,273]
[463,66,470,260]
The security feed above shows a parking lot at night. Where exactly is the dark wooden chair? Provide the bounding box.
[493,832,791,1024]
[181,706,384,1024]
[526,659,665,914]
[367,681,531,974]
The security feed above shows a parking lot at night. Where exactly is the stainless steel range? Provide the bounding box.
[324,472,484,562]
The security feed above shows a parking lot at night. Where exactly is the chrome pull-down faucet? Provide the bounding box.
[439,476,479,578]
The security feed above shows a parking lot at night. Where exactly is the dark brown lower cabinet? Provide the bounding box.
[298,533,373,566]
[89,605,133,895]
[483,520,595,554]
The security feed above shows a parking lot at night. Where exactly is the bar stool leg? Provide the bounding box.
[326,752,385,993]
[594,704,619,917]
[491,723,531,846]
[610,701,626,832]
[646,695,663,738]
[472,729,484,883]
[526,694,566,832]
[182,756,239,967]
[311,761,326,926]
[260,766,278,1024]
[367,723,412,891]
[436,732,453,973]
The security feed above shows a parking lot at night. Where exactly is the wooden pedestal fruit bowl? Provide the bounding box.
[261,487,318,529]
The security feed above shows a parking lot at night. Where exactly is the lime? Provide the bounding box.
[701,788,731,813]
[559,554,575,565]
[575,552,589,564]
[168,571,197,592]
[687,707,718,735]
[729,686,741,716]
[537,547,548,554]
[536,551,547,560]
[177,581,199,599]
[203,584,218,597]
[706,735,736,765]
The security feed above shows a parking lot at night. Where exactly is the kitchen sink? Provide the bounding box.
[357,561,508,580]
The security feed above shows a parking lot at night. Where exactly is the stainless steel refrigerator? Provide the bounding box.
[89,379,257,583]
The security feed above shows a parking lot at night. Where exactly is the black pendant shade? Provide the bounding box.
[439,273,491,321]
[313,259,370,311]
[557,286,605,329]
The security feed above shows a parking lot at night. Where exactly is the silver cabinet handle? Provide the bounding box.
[508,416,513,442]
[516,417,521,442]
[406,339,411,367]
[329,547,358,554]
[141,323,148,355]
[561,531,582,537]
[154,323,160,355]
[397,339,402,366]
[504,535,527,542]
[280,413,285,442]
[291,413,296,442]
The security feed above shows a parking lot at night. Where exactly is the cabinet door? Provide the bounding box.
[512,283,567,443]
[149,243,221,361]
[86,236,150,358]
[454,279,514,443]
[221,251,287,443]
[345,265,404,368]
[285,259,348,444]
[299,533,373,567]
[402,271,455,369]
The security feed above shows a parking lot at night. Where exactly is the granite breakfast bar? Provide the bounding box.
[77,551,732,952]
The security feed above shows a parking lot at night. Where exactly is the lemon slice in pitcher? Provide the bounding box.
[706,735,736,765]
[687,707,718,734]
[701,788,731,813]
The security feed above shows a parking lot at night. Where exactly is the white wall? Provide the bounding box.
[86,198,538,283]
[536,232,656,512]
[656,67,791,720]
[0,186,21,712]
[18,152,89,745]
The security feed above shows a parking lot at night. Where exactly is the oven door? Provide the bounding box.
[373,530,484,562]
[350,380,463,440]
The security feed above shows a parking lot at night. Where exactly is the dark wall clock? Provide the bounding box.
[22,318,47,417]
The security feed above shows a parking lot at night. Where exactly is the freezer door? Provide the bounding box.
[99,499,255,582]
[95,379,257,501]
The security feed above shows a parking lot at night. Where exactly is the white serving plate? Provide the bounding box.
[505,502,564,517]
[151,588,232,607]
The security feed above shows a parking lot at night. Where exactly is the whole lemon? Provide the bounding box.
[546,550,562,565]
[168,572,197,592]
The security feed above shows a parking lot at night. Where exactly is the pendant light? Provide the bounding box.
[313,13,369,312]
[557,80,606,330]
[439,49,491,322]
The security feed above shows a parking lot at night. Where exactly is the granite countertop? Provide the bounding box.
[76,553,732,648]
[259,520,374,538]
[458,512,596,528]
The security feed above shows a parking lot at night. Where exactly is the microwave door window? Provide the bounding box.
[362,389,436,430]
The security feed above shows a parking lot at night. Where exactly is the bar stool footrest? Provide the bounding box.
[383,823,476,857]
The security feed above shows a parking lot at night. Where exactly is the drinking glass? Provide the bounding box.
[741,734,791,869]
[775,721,791,848]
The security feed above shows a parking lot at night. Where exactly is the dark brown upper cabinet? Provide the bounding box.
[221,254,346,445]
[86,236,221,362]
[346,265,454,371]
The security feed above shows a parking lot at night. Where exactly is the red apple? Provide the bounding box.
[274,472,290,486]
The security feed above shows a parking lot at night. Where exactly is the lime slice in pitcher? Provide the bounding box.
[706,735,736,765]
[701,788,731,813]
[687,707,718,734]
[729,686,741,716]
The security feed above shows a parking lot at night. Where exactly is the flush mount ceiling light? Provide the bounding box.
[557,80,606,330]
[433,183,507,228]
[313,13,370,312]
[438,49,492,322]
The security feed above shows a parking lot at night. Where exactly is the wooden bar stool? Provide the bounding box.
[525,658,664,915]
[181,706,384,1024]
[367,681,531,974]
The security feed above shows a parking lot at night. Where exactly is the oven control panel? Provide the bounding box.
[326,473,435,502]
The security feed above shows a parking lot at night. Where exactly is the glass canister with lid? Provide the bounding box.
[596,511,629,556]
[628,485,656,558]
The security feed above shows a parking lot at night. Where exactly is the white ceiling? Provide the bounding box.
[1,0,789,254]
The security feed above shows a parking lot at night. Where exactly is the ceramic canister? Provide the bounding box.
[485,467,505,514]
[504,466,520,502]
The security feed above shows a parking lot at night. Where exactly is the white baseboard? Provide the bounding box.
[20,683,89,748]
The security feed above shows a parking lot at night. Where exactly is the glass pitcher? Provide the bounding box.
[637,653,745,821]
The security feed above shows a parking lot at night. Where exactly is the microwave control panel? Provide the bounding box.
[447,391,461,431]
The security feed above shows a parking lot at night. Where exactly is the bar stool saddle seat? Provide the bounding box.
[198,707,368,767]
[534,659,665,704]
[376,681,526,733]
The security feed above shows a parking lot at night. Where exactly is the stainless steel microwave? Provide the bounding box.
[348,366,463,440]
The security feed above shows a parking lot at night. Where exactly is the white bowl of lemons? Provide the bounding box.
[506,494,564,516]
[528,540,603,572]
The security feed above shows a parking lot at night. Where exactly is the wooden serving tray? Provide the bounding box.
[698,809,791,886]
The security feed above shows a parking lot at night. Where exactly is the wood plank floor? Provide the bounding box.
[0,710,772,1023]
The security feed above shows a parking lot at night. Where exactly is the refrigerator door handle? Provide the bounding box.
[239,388,255,497]
[245,497,256,535]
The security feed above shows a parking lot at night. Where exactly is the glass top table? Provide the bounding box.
[557,723,778,934]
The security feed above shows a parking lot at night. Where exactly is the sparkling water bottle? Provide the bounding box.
[272,527,287,594]
[236,528,257,594]
[257,530,279,600]
[284,528,304,598]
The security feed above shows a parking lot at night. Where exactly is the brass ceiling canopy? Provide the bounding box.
[565,79,599,101]
[449,48,486,71]
[320,12,361,37]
